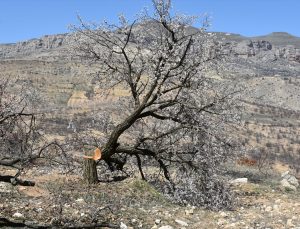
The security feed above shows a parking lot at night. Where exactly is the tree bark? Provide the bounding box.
[83,159,98,184]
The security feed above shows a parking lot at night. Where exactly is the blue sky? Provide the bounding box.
[0,0,299,43]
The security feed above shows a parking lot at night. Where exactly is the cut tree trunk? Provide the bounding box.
[83,159,98,184]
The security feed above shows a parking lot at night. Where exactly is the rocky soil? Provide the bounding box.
[1,165,300,229]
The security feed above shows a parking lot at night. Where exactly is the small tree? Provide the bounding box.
[71,0,241,208]
[0,79,63,185]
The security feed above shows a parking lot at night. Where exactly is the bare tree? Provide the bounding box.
[0,79,64,186]
[71,0,241,208]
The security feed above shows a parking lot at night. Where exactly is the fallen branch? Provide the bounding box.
[0,217,47,228]
[0,175,35,186]
[0,217,27,228]
[0,217,119,229]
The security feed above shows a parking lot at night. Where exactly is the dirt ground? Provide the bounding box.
[1,165,300,229]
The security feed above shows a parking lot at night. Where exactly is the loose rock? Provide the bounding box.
[158,226,174,229]
[280,179,297,191]
[75,198,85,203]
[155,219,161,224]
[265,206,273,212]
[12,212,24,219]
[230,178,248,184]
[175,219,188,227]
[286,219,294,227]
[120,222,128,229]
[185,208,194,215]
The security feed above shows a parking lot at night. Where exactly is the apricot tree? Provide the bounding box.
[72,0,240,208]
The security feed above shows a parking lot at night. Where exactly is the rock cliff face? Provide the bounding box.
[222,38,300,63]
[275,45,300,62]
[0,34,70,59]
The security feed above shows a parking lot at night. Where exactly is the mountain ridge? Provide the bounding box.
[1,30,300,45]
[1,30,300,61]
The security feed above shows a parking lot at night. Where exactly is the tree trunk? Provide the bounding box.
[83,159,98,184]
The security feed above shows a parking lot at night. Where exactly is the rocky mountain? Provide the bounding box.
[252,32,300,48]
[1,29,300,111]
[1,29,300,108]
[217,32,300,63]
[1,28,300,63]
[215,31,300,47]
[1,27,299,61]
[0,34,70,60]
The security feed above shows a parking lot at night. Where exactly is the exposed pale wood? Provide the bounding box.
[83,148,102,160]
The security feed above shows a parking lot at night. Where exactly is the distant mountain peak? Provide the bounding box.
[267,32,297,38]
